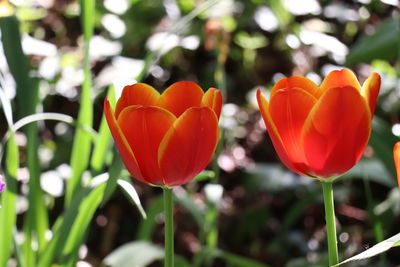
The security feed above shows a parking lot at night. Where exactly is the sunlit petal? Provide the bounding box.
[361,72,381,115]
[115,83,160,119]
[269,87,317,166]
[118,105,176,185]
[201,88,223,118]
[158,81,204,117]
[257,89,309,175]
[301,86,371,177]
[271,76,321,100]
[158,107,219,186]
[320,69,361,92]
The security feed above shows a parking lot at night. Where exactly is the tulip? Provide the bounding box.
[257,69,380,180]
[104,81,222,187]
[393,142,400,188]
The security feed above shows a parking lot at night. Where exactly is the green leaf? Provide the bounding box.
[369,117,399,179]
[37,184,100,267]
[1,14,49,258]
[192,170,215,183]
[267,0,292,29]
[66,0,95,206]
[101,153,124,206]
[0,15,33,119]
[0,132,19,266]
[91,85,116,172]
[346,18,400,65]
[61,181,106,266]
[102,241,164,267]
[342,158,395,187]
[334,233,400,266]
[234,31,268,50]
[117,179,147,219]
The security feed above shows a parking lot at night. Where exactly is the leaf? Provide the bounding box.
[61,182,106,266]
[369,117,398,179]
[117,179,147,219]
[341,158,395,187]
[101,153,124,206]
[0,132,19,266]
[0,15,33,119]
[1,14,49,257]
[192,170,215,182]
[0,87,13,126]
[334,233,400,266]
[37,185,96,267]
[91,85,116,172]
[65,0,95,206]
[346,18,400,65]
[102,241,164,267]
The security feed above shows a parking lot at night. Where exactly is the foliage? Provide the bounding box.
[0,0,399,266]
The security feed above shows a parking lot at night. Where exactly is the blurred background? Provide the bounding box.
[0,0,399,266]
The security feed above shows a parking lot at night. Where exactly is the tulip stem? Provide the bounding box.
[322,181,339,266]
[163,187,174,267]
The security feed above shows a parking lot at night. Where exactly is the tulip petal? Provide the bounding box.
[361,72,381,115]
[158,81,204,117]
[158,107,219,186]
[256,89,309,175]
[301,86,371,177]
[269,87,317,170]
[320,69,361,93]
[115,83,160,119]
[271,76,321,100]
[393,142,400,188]
[104,98,145,183]
[118,106,176,185]
[201,88,223,119]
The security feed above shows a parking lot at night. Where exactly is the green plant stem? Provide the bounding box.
[322,181,339,266]
[163,187,174,267]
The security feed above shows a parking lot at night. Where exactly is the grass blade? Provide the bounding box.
[61,183,106,266]
[0,13,48,261]
[101,152,123,206]
[334,233,400,266]
[0,131,19,266]
[91,85,116,172]
[65,0,95,206]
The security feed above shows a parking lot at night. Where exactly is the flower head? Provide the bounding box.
[257,69,380,179]
[104,81,222,187]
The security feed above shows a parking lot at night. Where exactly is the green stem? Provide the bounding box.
[322,181,339,266]
[163,187,174,267]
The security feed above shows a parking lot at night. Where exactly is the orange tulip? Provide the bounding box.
[257,69,380,179]
[393,142,400,188]
[104,81,222,187]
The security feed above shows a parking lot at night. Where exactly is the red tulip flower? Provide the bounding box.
[257,69,381,179]
[104,81,222,187]
[393,142,400,188]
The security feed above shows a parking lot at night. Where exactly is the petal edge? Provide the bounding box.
[104,98,145,183]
